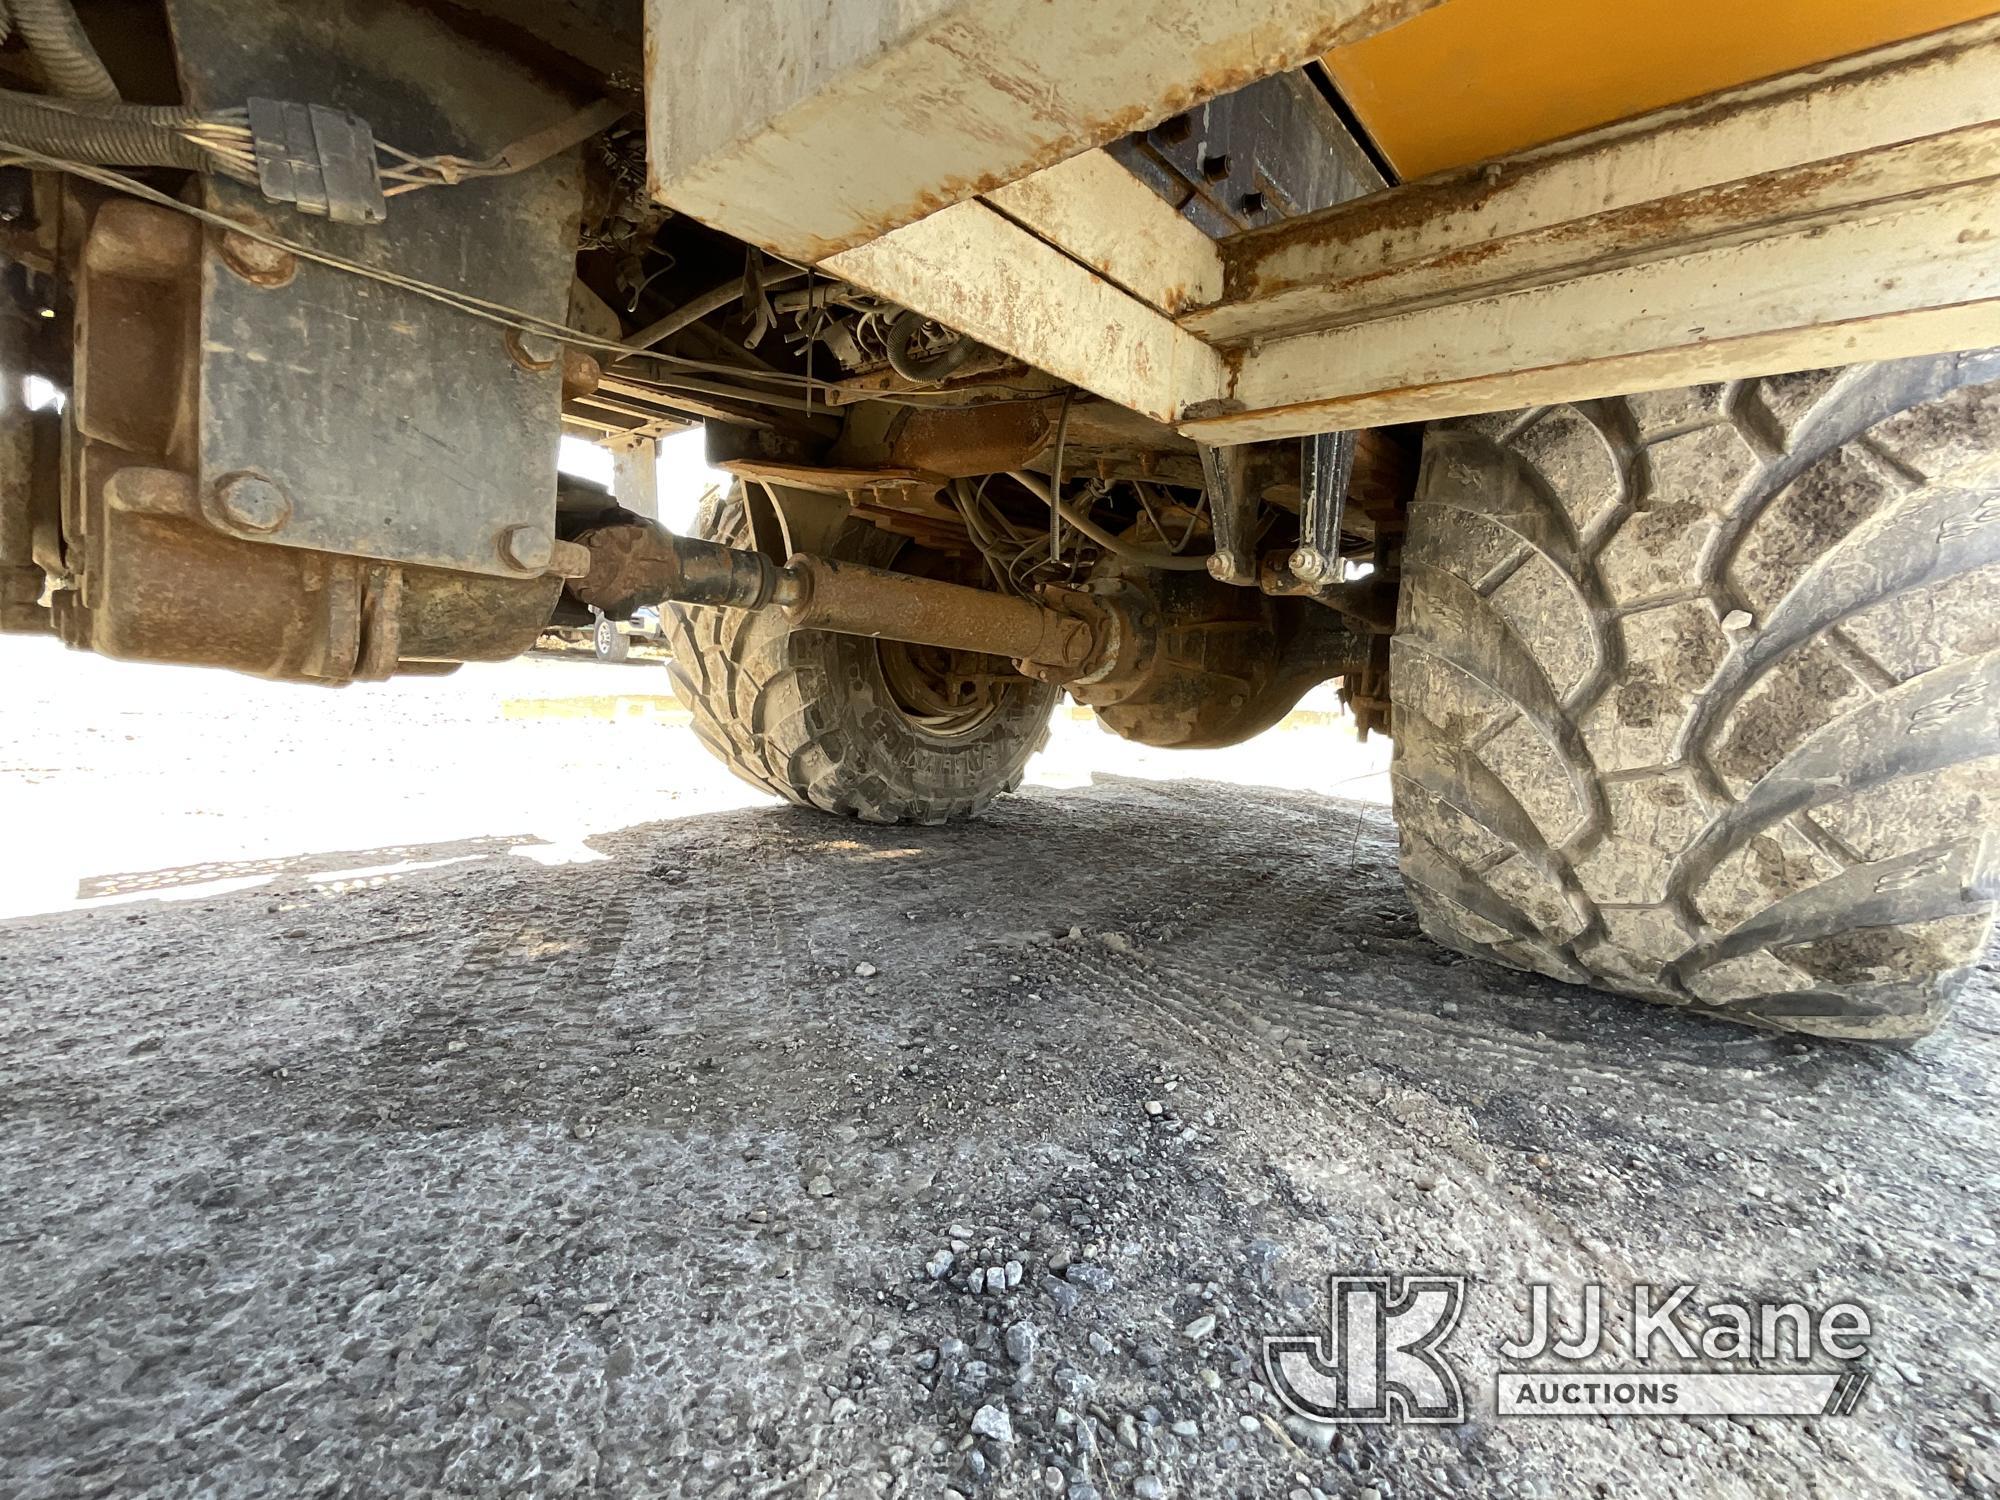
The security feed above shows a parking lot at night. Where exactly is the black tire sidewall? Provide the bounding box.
[667,486,1058,821]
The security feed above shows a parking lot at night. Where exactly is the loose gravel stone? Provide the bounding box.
[2,702,1984,1500]
[1065,1263,1115,1294]
[1005,1321,1039,1366]
[971,1404,1014,1444]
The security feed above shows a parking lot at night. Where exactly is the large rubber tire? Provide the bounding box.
[1390,350,2000,1039]
[662,487,1060,824]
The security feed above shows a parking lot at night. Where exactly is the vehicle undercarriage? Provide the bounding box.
[2,0,1997,1038]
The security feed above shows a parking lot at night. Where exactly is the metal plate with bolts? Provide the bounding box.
[167,0,585,580]
[1105,72,1384,238]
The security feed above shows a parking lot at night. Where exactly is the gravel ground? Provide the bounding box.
[1,644,1996,1499]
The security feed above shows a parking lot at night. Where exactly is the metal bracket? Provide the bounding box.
[247,98,387,225]
[1291,430,1353,585]
[756,481,849,558]
[1105,71,1384,238]
[1259,560,1398,634]
[1196,442,1256,585]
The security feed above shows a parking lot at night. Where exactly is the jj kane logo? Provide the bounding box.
[1266,1276,1874,1425]
[1264,1275,1469,1425]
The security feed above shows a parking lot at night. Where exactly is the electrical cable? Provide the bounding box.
[1007,471,1213,572]
[0,91,255,178]
[0,142,820,375]
[2,143,1086,426]
[12,0,118,103]
[1132,478,1206,554]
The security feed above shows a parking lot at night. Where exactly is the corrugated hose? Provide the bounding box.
[0,90,220,173]
[11,0,119,102]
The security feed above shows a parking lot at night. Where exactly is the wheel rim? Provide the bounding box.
[876,638,1007,737]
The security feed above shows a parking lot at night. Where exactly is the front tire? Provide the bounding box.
[662,487,1060,824]
[1389,350,2000,1038]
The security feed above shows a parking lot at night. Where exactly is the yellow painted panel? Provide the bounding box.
[1325,0,2000,179]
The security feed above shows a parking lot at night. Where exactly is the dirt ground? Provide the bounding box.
[1,638,1996,1500]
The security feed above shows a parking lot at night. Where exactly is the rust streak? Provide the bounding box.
[1210,129,2000,337]
[1214,23,2000,307]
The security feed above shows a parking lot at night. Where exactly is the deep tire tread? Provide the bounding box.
[1391,352,2000,1038]
[663,488,1058,826]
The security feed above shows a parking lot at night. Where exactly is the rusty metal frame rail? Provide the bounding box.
[647,9,2000,441]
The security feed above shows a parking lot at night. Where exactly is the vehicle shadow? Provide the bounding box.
[32,769,1987,1105]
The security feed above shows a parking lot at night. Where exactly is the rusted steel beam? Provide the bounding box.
[984,150,1224,316]
[1188,178,2000,440]
[645,0,1440,264]
[1190,15,2000,344]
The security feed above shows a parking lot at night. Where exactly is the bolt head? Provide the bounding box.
[500,523,554,572]
[503,328,558,373]
[1289,546,1331,582]
[218,230,297,288]
[213,473,291,533]
[1205,553,1231,582]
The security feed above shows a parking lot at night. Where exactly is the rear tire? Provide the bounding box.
[662,486,1059,824]
[1389,350,2000,1038]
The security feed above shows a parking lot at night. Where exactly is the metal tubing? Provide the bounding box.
[568,519,795,618]
[780,553,1092,670]
[567,517,1099,671]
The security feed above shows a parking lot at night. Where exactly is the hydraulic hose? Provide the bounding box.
[1006,470,1214,573]
[12,0,119,102]
[0,90,215,172]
